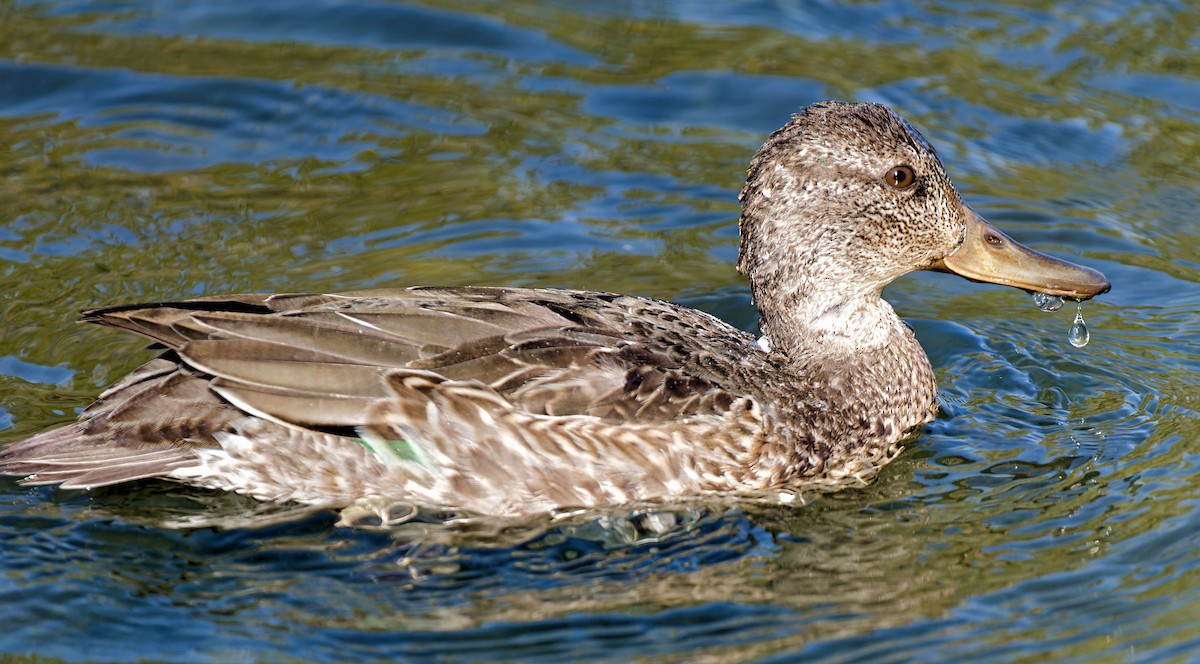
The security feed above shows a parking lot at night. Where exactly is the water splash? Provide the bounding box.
[1031,292,1064,312]
[1068,306,1089,348]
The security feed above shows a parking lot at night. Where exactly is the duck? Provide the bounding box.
[0,101,1110,517]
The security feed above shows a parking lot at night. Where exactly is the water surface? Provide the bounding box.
[1,1,1198,661]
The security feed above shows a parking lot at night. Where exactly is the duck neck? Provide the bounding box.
[754,287,940,478]
[755,288,907,359]
[756,286,939,420]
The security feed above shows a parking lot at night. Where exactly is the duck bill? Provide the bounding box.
[934,205,1110,299]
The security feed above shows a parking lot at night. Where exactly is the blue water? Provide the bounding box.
[1,1,1198,661]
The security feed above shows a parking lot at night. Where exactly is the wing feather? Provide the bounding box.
[3,287,765,496]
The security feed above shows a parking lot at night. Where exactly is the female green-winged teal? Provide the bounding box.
[0,102,1109,516]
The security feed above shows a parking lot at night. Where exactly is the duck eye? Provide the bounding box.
[885,165,916,189]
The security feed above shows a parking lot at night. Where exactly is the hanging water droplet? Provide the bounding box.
[1031,292,1064,312]
[1068,306,1089,348]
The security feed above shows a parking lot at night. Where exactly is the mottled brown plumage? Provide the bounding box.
[0,102,1109,516]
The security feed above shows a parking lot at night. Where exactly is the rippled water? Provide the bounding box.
[1,1,1197,661]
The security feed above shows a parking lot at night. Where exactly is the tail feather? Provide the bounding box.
[0,359,234,491]
[0,423,197,490]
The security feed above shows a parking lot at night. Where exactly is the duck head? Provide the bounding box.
[737,101,1109,352]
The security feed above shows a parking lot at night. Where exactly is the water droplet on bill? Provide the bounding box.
[1032,292,1064,312]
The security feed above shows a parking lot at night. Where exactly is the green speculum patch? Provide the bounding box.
[355,437,423,467]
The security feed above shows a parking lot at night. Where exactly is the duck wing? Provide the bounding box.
[1,287,768,503]
[82,286,747,432]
